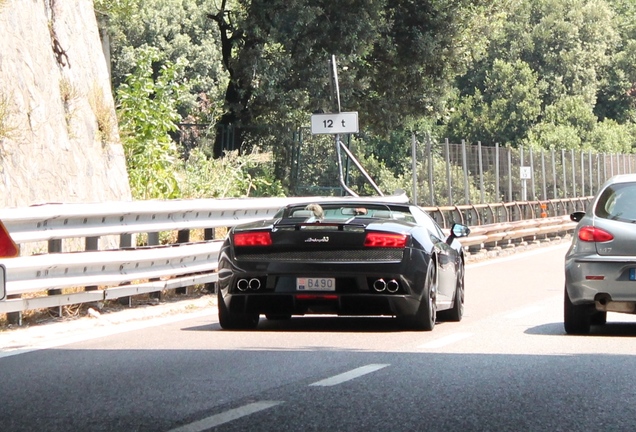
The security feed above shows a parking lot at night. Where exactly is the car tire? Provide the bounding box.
[400,259,437,331]
[564,285,591,335]
[438,259,464,322]
[218,289,260,330]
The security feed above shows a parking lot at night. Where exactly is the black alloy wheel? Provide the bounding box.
[438,259,464,322]
[400,258,437,331]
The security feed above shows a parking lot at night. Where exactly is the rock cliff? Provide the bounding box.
[0,0,131,208]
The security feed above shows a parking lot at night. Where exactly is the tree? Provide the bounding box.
[97,0,227,121]
[445,59,543,146]
[445,0,626,151]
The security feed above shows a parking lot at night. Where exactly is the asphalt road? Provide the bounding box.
[2,242,636,432]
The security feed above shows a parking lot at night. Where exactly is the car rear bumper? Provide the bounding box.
[221,291,421,317]
[565,254,636,305]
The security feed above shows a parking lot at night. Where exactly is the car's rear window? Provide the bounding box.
[595,182,636,222]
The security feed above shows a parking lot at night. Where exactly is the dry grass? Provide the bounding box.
[0,92,17,142]
[88,83,115,145]
[59,77,80,133]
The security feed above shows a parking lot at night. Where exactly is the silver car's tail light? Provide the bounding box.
[578,226,614,242]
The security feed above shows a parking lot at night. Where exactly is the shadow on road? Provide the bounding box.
[526,321,636,337]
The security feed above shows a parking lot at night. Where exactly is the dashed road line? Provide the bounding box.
[168,401,283,432]
[309,363,390,387]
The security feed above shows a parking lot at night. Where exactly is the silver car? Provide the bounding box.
[565,174,636,334]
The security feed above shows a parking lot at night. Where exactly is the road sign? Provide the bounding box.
[520,166,532,179]
[311,112,359,134]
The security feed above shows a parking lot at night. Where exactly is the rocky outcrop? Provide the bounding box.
[0,0,131,208]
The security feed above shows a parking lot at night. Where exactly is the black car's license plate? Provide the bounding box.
[630,269,636,281]
[296,277,335,291]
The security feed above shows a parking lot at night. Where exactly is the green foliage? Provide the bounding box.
[116,47,185,199]
[445,0,633,153]
[446,59,543,146]
[98,0,227,122]
[179,149,285,198]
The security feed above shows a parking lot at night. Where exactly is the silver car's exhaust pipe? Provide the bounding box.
[373,279,386,292]
[248,278,261,290]
[237,279,249,291]
[387,279,399,293]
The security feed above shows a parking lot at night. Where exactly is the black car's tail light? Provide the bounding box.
[578,226,613,242]
[234,231,273,246]
[364,232,407,248]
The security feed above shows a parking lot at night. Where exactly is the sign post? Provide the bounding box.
[520,166,532,201]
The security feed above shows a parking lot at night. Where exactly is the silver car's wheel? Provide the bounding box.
[564,285,591,335]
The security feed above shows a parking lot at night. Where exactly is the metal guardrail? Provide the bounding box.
[0,194,589,319]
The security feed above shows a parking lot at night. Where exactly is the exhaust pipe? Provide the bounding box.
[248,278,261,290]
[237,279,249,291]
[373,279,387,292]
[387,279,399,293]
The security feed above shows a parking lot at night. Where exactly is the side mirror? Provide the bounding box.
[446,223,470,245]
[570,211,585,222]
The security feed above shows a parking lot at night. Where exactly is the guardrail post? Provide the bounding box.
[118,234,132,306]
[148,232,162,300]
[204,228,216,294]
[6,295,22,325]
[85,237,99,292]
[48,239,63,317]
[176,230,190,294]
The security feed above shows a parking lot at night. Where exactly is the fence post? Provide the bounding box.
[541,150,547,201]
[495,143,500,201]
[445,138,452,205]
[520,146,526,201]
[551,149,557,199]
[561,149,568,198]
[478,141,484,203]
[529,147,536,200]
[580,150,585,197]
[571,149,576,198]
[411,132,418,205]
[461,139,470,204]
[507,147,513,202]
[427,133,434,205]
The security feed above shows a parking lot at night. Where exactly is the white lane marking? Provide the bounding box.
[168,401,283,432]
[0,309,214,359]
[505,306,544,320]
[309,363,389,387]
[418,332,473,349]
[466,243,570,269]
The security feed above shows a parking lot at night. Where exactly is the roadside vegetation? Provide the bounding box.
[93,0,636,200]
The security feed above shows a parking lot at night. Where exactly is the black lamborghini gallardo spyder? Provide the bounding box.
[216,201,470,330]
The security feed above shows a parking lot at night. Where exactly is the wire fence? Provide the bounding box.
[176,123,636,205]
[414,138,636,206]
